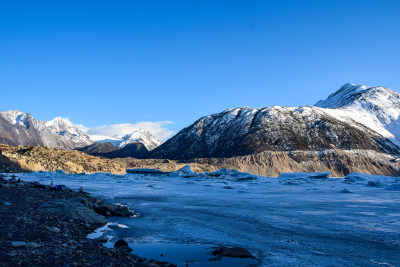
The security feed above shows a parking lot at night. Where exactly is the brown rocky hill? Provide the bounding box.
[1,144,399,177]
[0,144,125,174]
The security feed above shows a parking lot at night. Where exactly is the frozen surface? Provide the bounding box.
[13,170,400,266]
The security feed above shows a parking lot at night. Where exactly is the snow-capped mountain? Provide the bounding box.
[89,129,162,151]
[316,83,400,145]
[43,117,93,148]
[152,83,400,160]
[0,110,93,149]
[118,129,162,150]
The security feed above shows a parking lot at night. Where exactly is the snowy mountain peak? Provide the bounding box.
[119,129,162,150]
[1,110,31,128]
[315,83,400,143]
[315,83,398,110]
[316,83,370,108]
[45,117,86,137]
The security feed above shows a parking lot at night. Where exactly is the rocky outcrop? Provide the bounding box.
[39,199,108,225]
[0,144,126,174]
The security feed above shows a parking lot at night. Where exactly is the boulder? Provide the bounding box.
[39,199,107,225]
[94,203,133,217]
[114,239,129,248]
[116,204,133,216]
[114,239,132,252]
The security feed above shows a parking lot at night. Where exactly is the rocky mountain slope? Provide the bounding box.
[152,83,400,160]
[0,110,93,149]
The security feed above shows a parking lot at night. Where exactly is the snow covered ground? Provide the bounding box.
[13,168,400,266]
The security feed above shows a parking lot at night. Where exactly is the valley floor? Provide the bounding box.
[12,170,400,267]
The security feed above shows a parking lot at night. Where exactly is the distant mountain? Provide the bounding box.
[151,83,400,160]
[0,110,93,149]
[104,142,150,159]
[77,141,151,159]
[76,142,118,156]
[88,129,162,151]
[79,129,162,159]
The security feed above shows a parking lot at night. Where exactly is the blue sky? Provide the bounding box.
[1,0,399,139]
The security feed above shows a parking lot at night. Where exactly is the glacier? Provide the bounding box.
[10,169,400,267]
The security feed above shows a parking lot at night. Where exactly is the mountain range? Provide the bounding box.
[0,110,92,149]
[1,83,400,176]
[0,110,162,153]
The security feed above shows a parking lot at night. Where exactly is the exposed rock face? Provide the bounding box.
[0,110,93,149]
[120,149,400,177]
[0,144,125,174]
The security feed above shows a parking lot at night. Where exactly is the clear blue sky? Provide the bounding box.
[1,0,399,134]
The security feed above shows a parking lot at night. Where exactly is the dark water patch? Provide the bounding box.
[130,242,258,267]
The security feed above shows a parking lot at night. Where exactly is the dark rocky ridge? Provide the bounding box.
[77,142,119,156]
[77,142,150,159]
[151,106,400,160]
[105,142,150,159]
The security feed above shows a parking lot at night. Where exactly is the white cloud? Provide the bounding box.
[75,124,90,133]
[85,121,175,141]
